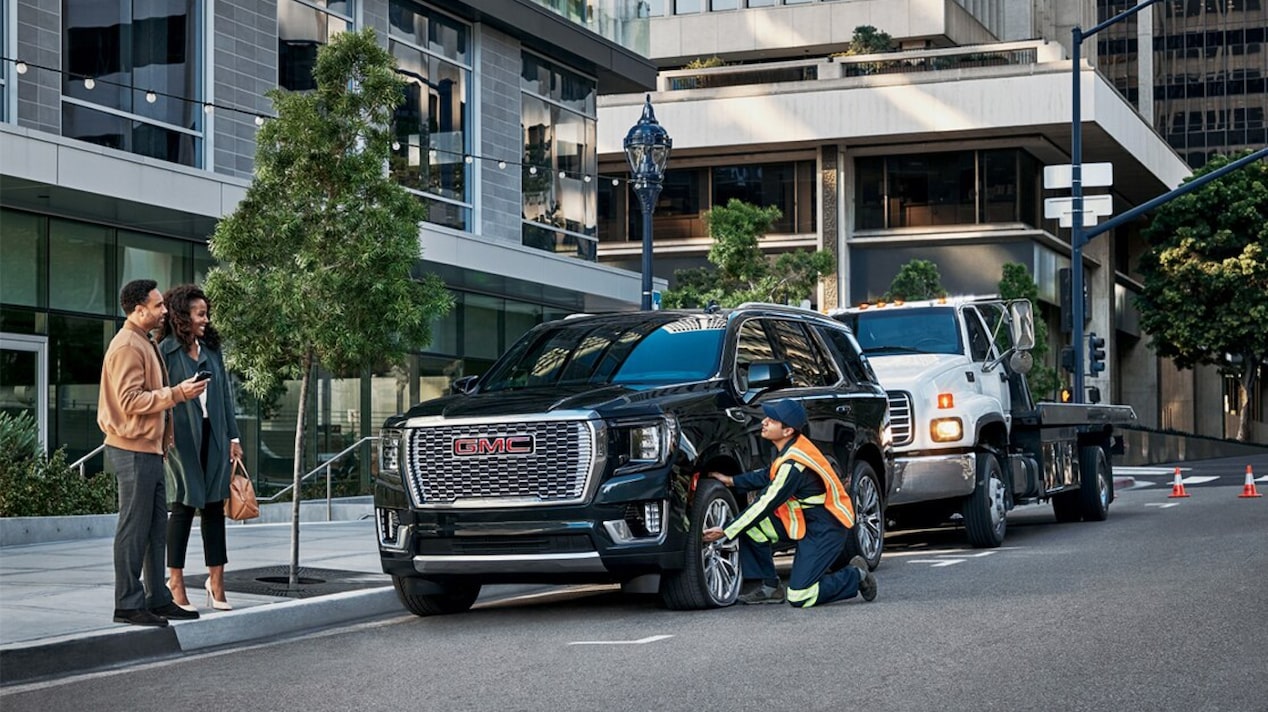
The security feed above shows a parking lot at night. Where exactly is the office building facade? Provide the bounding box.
[0,0,657,485]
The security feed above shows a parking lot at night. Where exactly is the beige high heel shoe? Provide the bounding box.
[166,579,198,612]
[205,578,233,611]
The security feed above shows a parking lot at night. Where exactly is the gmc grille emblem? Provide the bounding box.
[452,434,535,456]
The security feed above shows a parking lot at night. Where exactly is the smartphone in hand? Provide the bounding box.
[194,370,213,382]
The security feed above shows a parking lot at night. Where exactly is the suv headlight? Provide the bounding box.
[617,416,678,471]
[379,428,403,476]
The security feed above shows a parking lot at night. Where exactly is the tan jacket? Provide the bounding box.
[97,321,187,455]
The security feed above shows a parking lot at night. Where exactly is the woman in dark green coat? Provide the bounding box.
[159,284,242,611]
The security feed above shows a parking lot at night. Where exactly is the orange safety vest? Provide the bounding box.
[769,434,855,539]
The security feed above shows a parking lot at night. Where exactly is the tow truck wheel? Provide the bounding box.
[391,576,481,616]
[842,460,884,570]
[660,479,742,610]
[963,452,1006,548]
[1078,445,1111,522]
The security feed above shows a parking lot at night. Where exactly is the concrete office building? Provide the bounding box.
[0,0,657,485]
[595,0,1265,440]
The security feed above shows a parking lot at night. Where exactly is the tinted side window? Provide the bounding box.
[818,326,869,385]
[963,308,992,362]
[734,319,778,390]
[769,319,834,388]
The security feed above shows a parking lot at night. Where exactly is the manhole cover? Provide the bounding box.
[191,567,388,599]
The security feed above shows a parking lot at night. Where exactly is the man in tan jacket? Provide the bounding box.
[99,279,208,627]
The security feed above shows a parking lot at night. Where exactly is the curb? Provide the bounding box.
[0,586,397,687]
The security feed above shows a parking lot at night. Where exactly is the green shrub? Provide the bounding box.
[0,412,118,517]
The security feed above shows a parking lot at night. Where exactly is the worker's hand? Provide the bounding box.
[702,527,726,543]
[177,375,209,400]
[707,471,734,487]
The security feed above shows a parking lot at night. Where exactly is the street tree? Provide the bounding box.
[661,199,834,308]
[1136,151,1268,441]
[883,259,947,301]
[205,29,453,586]
[998,262,1060,400]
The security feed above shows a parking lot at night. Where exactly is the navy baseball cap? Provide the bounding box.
[761,399,808,432]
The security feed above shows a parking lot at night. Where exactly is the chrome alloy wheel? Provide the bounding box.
[853,472,883,563]
[988,470,1007,537]
[700,498,741,605]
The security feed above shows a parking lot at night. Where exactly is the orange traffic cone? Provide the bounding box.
[1238,465,1262,498]
[1168,467,1190,498]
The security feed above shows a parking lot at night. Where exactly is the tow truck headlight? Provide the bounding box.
[379,428,402,475]
[930,417,963,442]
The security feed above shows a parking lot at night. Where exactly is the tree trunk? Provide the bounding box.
[290,352,313,590]
[1237,356,1260,442]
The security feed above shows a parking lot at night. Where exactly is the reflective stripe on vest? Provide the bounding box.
[770,434,855,538]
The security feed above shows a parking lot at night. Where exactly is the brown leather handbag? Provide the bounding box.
[225,459,260,521]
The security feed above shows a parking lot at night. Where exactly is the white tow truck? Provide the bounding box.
[831,296,1137,548]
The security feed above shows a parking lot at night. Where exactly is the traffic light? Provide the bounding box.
[1059,387,1074,403]
[1088,332,1106,374]
[1059,346,1076,374]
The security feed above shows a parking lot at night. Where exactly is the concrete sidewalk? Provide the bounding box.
[0,502,403,686]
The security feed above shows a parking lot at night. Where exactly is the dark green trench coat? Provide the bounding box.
[159,337,240,509]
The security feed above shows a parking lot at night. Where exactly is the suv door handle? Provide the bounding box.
[836,404,853,415]
[725,407,748,423]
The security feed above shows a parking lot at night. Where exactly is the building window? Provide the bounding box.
[855,150,1041,230]
[278,0,353,91]
[388,0,471,231]
[521,52,598,259]
[61,0,203,167]
[1,0,8,123]
[711,161,815,233]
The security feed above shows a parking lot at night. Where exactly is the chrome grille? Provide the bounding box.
[404,419,595,507]
[887,391,914,446]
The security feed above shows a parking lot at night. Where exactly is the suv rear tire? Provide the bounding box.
[842,460,884,570]
[660,479,742,610]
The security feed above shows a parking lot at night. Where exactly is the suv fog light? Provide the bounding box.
[604,519,635,543]
[643,501,663,536]
[377,508,404,549]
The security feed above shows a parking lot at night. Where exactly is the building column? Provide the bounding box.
[819,144,842,311]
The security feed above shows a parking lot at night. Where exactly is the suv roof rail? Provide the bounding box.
[734,301,824,316]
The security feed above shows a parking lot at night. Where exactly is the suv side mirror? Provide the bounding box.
[450,375,479,395]
[1008,300,1036,352]
[745,361,792,393]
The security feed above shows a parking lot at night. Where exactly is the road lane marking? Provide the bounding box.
[1144,503,1180,509]
[1116,466,1191,475]
[1181,476,1220,484]
[908,559,965,567]
[569,635,673,646]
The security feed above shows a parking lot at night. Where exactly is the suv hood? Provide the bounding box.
[388,381,715,425]
[867,353,972,391]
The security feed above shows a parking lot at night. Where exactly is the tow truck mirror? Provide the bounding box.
[744,361,792,394]
[1008,300,1036,351]
[1009,351,1034,375]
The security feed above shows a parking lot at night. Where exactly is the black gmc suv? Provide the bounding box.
[374,304,892,615]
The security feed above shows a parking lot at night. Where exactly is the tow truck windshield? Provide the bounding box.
[839,307,964,356]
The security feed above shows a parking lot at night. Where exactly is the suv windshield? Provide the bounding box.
[480,315,727,392]
[840,307,963,355]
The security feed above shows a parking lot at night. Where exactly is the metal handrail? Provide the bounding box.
[260,435,379,520]
[69,444,105,477]
[71,437,379,521]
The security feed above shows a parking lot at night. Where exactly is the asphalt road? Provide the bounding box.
[3,482,1265,712]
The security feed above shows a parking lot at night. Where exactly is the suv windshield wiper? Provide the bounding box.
[862,344,936,354]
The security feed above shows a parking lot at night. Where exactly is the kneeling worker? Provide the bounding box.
[703,399,877,607]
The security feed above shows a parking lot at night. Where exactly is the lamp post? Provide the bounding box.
[1068,0,1161,402]
[624,95,672,310]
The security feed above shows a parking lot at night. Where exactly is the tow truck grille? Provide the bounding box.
[404,419,595,507]
[887,391,913,446]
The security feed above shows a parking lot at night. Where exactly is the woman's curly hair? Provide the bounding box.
[160,284,221,351]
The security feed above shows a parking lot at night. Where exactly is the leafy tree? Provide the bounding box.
[205,29,453,586]
[661,199,834,309]
[1135,151,1268,441]
[684,56,726,69]
[998,262,1060,400]
[844,25,894,55]
[883,259,947,301]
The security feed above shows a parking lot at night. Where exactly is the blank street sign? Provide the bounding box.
[1044,194,1113,227]
[1044,163,1114,190]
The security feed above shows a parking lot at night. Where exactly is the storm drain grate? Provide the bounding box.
[191,567,389,600]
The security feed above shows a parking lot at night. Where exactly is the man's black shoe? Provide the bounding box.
[113,608,169,627]
[150,602,200,620]
[738,583,786,605]
[849,555,877,602]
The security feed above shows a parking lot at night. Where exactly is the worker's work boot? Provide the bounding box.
[738,583,786,605]
[849,555,877,602]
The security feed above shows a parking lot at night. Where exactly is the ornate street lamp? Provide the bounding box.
[623,95,672,310]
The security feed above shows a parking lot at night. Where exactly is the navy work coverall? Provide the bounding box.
[722,439,865,608]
